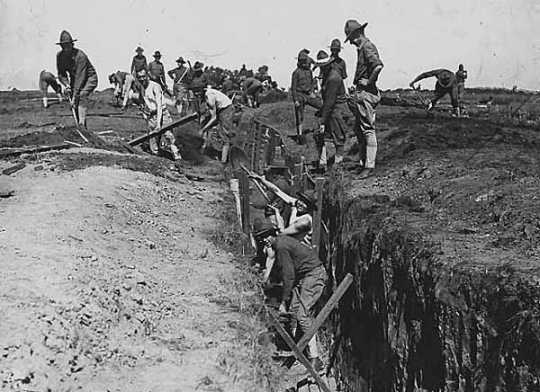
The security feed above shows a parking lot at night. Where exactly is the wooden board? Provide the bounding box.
[0,143,73,158]
[127,113,198,146]
[267,308,332,392]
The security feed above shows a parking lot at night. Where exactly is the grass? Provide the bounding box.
[207,189,286,392]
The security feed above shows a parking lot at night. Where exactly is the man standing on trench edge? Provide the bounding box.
[254,226,327,372]
[291,50,321,144]
[133,69,182,161]
[313,49,348,171]
[344,19,384,179]
[56,30,98,129]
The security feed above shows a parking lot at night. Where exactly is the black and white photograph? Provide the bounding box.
[1,0,539,391]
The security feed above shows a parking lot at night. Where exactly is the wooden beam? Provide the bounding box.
[295,273,353,353]
[0,143,73,158]
[127,113,198,146]
[267,308,332,392]
[238,169,251,235]
[311,177,325,250]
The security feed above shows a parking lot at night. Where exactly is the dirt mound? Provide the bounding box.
[0,126,84,147]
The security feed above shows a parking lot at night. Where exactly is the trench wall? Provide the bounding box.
[322,174,540,392]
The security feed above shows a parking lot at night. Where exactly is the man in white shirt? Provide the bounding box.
[135,69,181,160]
[198,86,235,163]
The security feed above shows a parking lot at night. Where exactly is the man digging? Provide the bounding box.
[255,226,327,373]
[409,68,460,117]
[39,70,63,108]
[134,69,182,161]
[56,30,98,128]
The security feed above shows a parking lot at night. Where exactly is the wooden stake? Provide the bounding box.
[311,178,325,250]
[267,308,332,392]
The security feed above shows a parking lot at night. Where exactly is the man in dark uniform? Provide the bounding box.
[456,64,468,106]
[409,68,460,116]
[344,19,384,179]
[56,30,98,128]
[242,76,263,108]
[329,39,347,80]
[255,227,327,371]
[131,46,148,75]
[314,50,348,171]
[148,51,168,92]
[291,50,322,143]
[168,56,190,115]
[187,61,209,115]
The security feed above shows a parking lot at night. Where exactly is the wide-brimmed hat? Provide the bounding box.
[344,19,368,42]
[193,61,204,71]
[314,50,334,68]
[56,30,77,45]
[329,38,343,51]
[153,50,162,58]
[176,56,185,63]
[296,191,317,211]
[135,46,144,53]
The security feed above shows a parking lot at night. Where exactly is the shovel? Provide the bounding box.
[67,96,89,143]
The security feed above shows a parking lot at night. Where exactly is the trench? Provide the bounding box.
[319,174,540,392]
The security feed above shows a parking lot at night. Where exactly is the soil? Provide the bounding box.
[0,90,281,392]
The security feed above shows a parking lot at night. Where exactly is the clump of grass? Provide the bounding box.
[208,190,286,391]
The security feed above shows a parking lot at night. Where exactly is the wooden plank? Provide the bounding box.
[127,113,198,146]
[2,163,26,175]
[296,273,353,353]
[238,170,250,234]
[267,308,332,392]
[0,143,73,158]
[311,178,325,250]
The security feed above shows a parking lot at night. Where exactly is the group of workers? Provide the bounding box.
[290,21,468,178]
[36,24,470,374]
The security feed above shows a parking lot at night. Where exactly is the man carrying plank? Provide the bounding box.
[134,69,181,160]
[255,226,327,372]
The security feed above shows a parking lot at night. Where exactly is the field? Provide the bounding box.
[1,86,539,391]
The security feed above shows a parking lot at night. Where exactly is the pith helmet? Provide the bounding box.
[56,30,77,45]
[344,19,368,42]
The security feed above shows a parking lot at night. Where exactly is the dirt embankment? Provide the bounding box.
[0,162,277,391]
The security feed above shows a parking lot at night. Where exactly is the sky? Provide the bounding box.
[1,0,539,91]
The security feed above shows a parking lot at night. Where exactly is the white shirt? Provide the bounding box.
[143,80,165,112]
[205,88,232,111]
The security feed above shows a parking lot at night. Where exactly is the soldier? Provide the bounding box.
[56,30,98,128]
[39,70,63,108]
[409,68,460,116]
[314,50,348,171]
[254,226,327,372]
[329,39,347,80]
[108,71,136,109]
[291,50,321,143]
[242,76,263,108]
[148,51,168,92]
[130,46,148,75]
[197,85,235,163]
[456,64,468,105]
[134,69,181,161]
[344,19,384,179]
[168,57,190,115]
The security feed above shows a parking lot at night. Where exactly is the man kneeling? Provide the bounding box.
[256,227,327,371]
